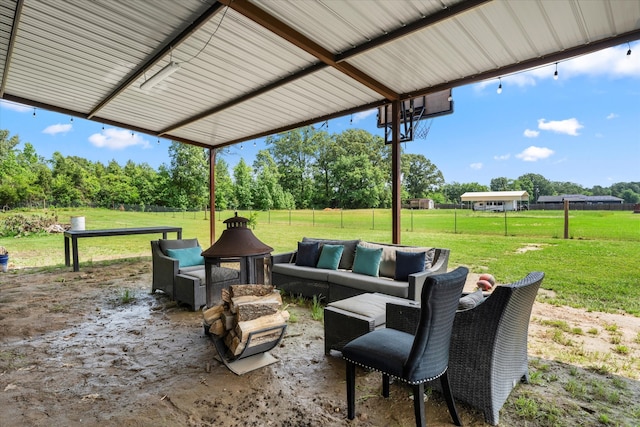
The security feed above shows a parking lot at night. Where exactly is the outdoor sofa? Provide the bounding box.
[271,237,449,302]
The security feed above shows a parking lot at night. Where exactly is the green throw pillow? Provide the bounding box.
[166,246,204,268]
[352,245,383,277]
[316,244,344,270]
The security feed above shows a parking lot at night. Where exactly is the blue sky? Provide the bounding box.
[1,42,638,189]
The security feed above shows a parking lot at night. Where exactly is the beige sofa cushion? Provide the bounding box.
[358,242,434,278]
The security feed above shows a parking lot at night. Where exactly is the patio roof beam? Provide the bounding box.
[0,0,24,98]
[220,0,399,101]
[335,0,491,62]
[402,28,640,100]
[158,62,326,136]
[160,0,487,137]
[86,2,226,119]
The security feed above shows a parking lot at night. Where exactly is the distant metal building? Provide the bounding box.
[537,195,624,204]
[407,198,434,209]
[461,191,529,212]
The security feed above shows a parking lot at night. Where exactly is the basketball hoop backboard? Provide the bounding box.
[377,89,453,143]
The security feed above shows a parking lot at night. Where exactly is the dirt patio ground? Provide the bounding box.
[1,259,639,426]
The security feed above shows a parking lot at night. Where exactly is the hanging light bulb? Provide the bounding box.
[553,63,559,80]
[70,116,74,123]
[32,108,36,118]
[627,43,632,56]
[497,78,502,94]
[157,139,160,144]
[253,141,256,147]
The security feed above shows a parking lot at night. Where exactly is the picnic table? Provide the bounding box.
[64,226,182,271]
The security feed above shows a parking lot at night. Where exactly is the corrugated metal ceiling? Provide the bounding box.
[1,0,639,149]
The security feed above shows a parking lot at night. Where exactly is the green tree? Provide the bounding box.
[266,127,317,208]
[552,181,586,195]
[489,177,520,191]
[233,158,253,209]
[49,152,94,206]
[311,130,337,207]
[331,129,389,208]
[214,157,235,210]
[611,182,640,198]
[124,161,160,209]
[620,189,640,204]
[167,142,209,210]
[333,154,385,208]
[402,153,444,199]
[590,185,611,196]
[252,150,294,210]
[517,173,553,198]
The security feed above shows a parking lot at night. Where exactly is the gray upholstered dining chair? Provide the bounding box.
[342,266,468,427]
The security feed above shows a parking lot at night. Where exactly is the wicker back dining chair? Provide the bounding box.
[342,266,468,427]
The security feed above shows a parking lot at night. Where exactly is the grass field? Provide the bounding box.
[1,207,639,316]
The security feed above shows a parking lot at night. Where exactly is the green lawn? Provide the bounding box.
[2,207,639,316]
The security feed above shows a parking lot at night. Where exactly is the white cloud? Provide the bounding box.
[606,113,618,120]
[516,146,554,162]
[494,154,510,161]
[43,123,72,135]
[523,129,539,138]
[470,162,483,170]
[537,118,583,136]
[0,100,32,113]
[352,109,377,123]
[88,128,150,150]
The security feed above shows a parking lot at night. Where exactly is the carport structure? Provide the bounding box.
[1,0,639,243]
[461,190,530,211]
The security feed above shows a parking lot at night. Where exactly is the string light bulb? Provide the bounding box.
[627,43,632,56]
[32,108,36,118]
[497,78,502,94]
[553,62,559,80]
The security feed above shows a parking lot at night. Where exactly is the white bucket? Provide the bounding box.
[70,216,85,231]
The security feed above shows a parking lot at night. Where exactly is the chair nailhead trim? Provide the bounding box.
[343,358,444,385]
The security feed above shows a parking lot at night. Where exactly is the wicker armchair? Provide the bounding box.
[387,271,544,425]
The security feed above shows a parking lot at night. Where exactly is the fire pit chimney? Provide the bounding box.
[203,212,273,259]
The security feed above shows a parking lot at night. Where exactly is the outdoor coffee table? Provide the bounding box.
[323,292,418,355]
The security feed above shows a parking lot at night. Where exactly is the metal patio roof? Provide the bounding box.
[1,0,639,150]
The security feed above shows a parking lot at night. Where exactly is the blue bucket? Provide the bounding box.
[0,253,8,272]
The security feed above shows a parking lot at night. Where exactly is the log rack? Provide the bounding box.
[207,323,287,375]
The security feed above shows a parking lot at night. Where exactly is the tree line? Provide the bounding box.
[1,128,638,211]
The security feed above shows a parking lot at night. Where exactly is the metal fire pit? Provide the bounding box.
[201,213,273,305]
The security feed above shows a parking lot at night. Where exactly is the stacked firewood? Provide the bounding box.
[202,284,289,357]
